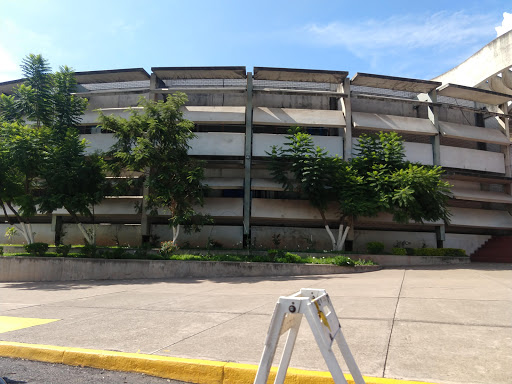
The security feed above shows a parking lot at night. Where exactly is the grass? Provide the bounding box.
[2,249,378,266]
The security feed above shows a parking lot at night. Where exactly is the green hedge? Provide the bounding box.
[392,247,466,257]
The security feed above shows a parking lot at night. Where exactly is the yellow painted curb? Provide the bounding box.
[0,341,439,384]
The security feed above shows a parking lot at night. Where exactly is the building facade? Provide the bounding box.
[1,32,512,255]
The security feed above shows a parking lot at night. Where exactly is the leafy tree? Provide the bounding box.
[268,129,451,251]
[0,54,103,244]
[98,93,210,244]
[38,128,107,244]
[0,122,44,243]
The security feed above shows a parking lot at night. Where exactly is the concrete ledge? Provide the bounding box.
[0,341,439,384]
[0,257,380,282]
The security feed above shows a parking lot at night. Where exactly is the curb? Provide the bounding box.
[0,341,439,384]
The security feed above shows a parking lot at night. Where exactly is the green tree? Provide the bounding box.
[38,129,107,244]
[98,93,210,244]
[0,122,44,243]
[0,54,104,244]
[268,129,451,251]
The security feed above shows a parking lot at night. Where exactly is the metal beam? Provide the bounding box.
[243,72,253,248]
[150,87,246,94]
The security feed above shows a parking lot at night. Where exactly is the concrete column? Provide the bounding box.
[149,73,164,102]
[339,78,352,160]
[435,224,445,249]
[51,215,63,245]
[243,72,253,248]
[426,90,441,166]
[498,103,511,177]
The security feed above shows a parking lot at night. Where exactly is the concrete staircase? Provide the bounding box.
[471,236,512,263]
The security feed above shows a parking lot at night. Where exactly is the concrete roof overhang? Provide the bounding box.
[0,79,24,95]
[74,68,150,84]
[351,72,441,93]
[152,67,247,80]
[437,83,511,105]
[254,67,348,83]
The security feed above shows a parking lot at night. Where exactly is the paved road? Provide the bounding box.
[1,264,511,384]
[0,357,186,384]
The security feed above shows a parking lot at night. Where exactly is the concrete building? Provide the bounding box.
[1,31,512,255]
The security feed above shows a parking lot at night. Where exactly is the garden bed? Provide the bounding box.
[0,256,381,282]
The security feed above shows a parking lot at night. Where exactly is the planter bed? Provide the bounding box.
[0,256,380,282]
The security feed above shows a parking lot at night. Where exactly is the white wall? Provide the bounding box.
[440,146,505,173]
[152,225,243,249]
[253,134,343,157]
[353,230,437,253]
[444,233,491,255]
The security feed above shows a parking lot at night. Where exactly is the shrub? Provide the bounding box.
[367,242,385,254]
[24,242,49,257]
[160,241,178,257]
[267,249,285,261]
[56,244,72,257]
[0,246,3,256]
[103,247,130,259]
[354,258,377,266]
[333,255,355,267]
[275,252,304,264]
[80,244,99,258]
[391,247,407,255]
[413,248,466,257]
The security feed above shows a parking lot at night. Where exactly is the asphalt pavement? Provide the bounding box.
[1,264,511,384]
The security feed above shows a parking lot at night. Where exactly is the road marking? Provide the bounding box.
[0,316,59,334]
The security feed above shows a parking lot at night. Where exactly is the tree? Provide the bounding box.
[0,54,104,244]
[268,129,451,251]
[98,93,210,244]
[38,129,107,245]
[0,122,44,243]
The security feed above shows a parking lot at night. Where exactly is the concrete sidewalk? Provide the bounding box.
[0,264,511,384]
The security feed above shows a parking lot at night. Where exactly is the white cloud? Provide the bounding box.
[496,12,512,37]
[0,44,21,82]
[304,11,495,54]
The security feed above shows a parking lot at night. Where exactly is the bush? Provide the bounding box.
[367,242,384,254]
[0,246,3,256]
[80,244,99,258]
[103,247,130,259]
[55,244,72,257]
[391,247,407,255]
[333,255,355,267]
[275,252,304,264]
[267,249,285,262]
[354,258,377,266]
[413,248,466,257]
[24,242,49,257]
[160,241,178,257]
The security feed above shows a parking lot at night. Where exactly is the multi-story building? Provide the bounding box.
[1,31,511,256]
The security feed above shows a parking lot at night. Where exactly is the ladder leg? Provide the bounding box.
[304,307,349,384]
[334,329,365,384]
[254,303,287,384]
[274,315,303,384]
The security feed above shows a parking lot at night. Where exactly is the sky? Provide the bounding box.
[0,0,511,82]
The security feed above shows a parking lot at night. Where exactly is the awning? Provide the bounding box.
[437,83,511,105]
[253,107,346,127]
[182,106,246,124]
[451,187,512,204]
[351,72,440,93]
[352,112,437,135]
[439,121,509,145]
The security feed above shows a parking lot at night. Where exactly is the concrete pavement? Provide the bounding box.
[0,264,511,384]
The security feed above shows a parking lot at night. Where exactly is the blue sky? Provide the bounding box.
[0,0,511,82]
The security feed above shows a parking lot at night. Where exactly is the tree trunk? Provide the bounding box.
[320,210,350,251]
[5,201,34,244]
[67,208,95,245]
[172,224,180,244]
